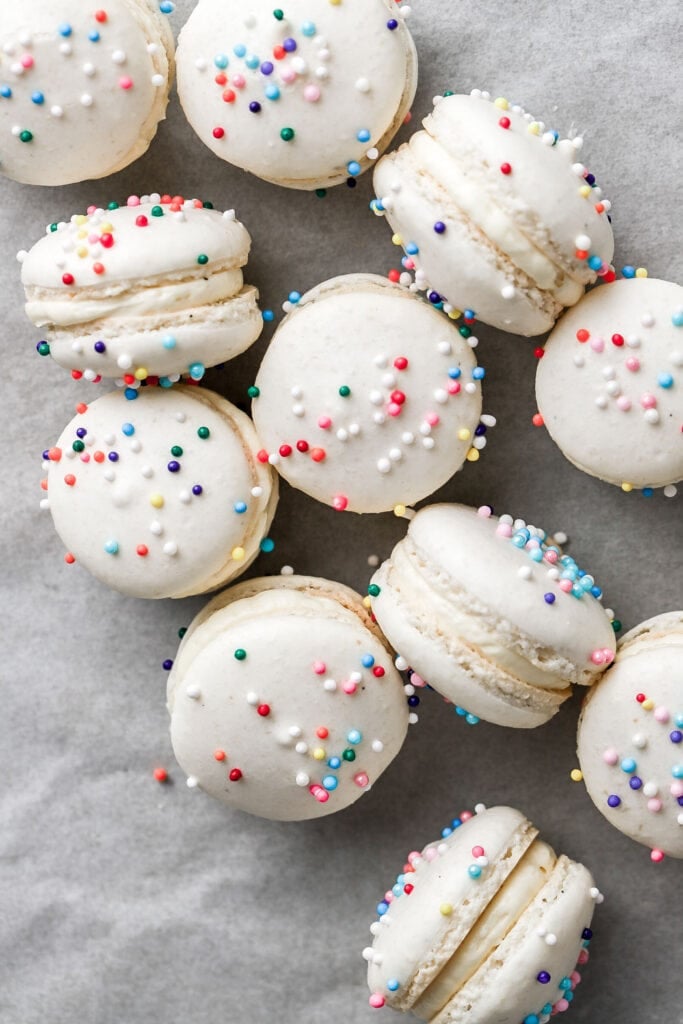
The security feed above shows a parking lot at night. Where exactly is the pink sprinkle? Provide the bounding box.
[21,54,34,69]
[496,523,513,537]
[309,784,329,803]
[544,550,559,564]
[602,748,619,765]
[369,994,385,1009]
[424,847,438,862]
[281,68,296,83]
[555,998,570,1013]
[460,810,473,822]
[670,781,683,798]
[472,845,485,857]
[559,579,573,593]
[616,396,632,411]
[640,392,657,409]
[407,851,421,864]
[647,798,663,813]
[589,336,605,353]
[477,506,492,518]
[127,195,141,207]
[303,84,321,102]
[343,680,357,695]
[603,648,614,664]
[625,356,640,372]
[86,205,98,215]
[591,649,607,665]
[353,772,369,788]
[318,415,332,429]
[651,848,665,863]
[119,76,133,90]
[404,258,415,270]
[312,660,326,675]
[232,73,246,88]
[448,381,461,394]
[87,232,99,243]
[578,949,590,965]
[384,891,394,902]
[654,706,670,723]
[425,412,440,426]
[409,672,426,688]
[387,403,402,417]
[333,494,348,511]
[80,453,90,463]
[570,971,581,986]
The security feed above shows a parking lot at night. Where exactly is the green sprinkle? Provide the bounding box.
[107,201,119,210]
[280,127,295,142]
[368,584,381,597]
[248,385,260,399]
[612,619,622,632]
[459,325,472,338]
[171,445,183,457]
[151,205,164,217]
[49,223,58,233]
[178,626,187,639]
[273,8,284,18]
[203,201,214,209]
[197,253,209,265]
[234,648,247,661]
[315,188,327,198]
[338,385,351,397]
[19,130,33,143]
[37,341,50,356]
[342,748,356,762]
[72,440,85,453]
[443,90,454,97]
[197,426,210,439]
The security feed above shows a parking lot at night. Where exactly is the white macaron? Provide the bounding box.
[20,193,262,382]
[369,503,616,728]
[577,611,683,860]
[536,277,683,491]
[252,275,486,514]
[167,575,410,820]
[176,0,417,189]
[365,804,600,1023]
[373,90,614,336]
[41,386,278,599]
[0,0,174,186]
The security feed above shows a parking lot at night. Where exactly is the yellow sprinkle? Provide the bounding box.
[312,747,326,760]
[134,367,148,381]
[328,0,342,5]
[527,122,541,135]
[362,595,372,609]
[466,448,480,462]
[621,482,633,492]
[77,246,88,258]
[635,267,648,278]
[75,215,88,225]
[77,230,87,240]
[101,222,113,233]
[579,185,591,198]
[440,903,453,916]
[231,546,245,561]
[150,494,164,509]
[642,698,655,711]
[391,233,403,246]
[570,769,584,783]
[493,97,509,110]
[393,503,406,518]
[457,428,471,442]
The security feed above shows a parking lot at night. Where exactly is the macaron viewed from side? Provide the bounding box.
[167,575,410,820]
[0,0,174,186]
[252,275,487,514]
[536,277,683,492]
[20,194,262,383]
[176,0,416,190]
[40,386,277,599]
[364,804,601,1023]
[369,503,616,728]
[577,611,683,860]
[373,90,614,336]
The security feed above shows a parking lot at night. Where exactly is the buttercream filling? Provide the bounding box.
[407,132,584,307]
[26,269,243,327]
[413,841,557,1021]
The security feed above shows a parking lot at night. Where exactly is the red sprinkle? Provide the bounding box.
[500,162,512,175]
[576,328,590,343]
[256,449,269,463]
[388,268,401,283]
[64,552,76,564]
[100,233,114,248]
[71,370,83,380]
[635,693,646,703]
[390,390,406,405]
[222,89,236,103]
[404,883,414,894]
[296,440,309,453]
[213,750,226,761]
[153,767,168,783]
[229,768,243,782]
[534,347,544,359]
[498,116,511,129]
[92,262,105,275]
[257,704,271,717]
[333,494,348,511]
[310,447,326,462]
[279,444,293,457]
[611,333,625,347]
[62,273,75,286]
[532,412,545,427]
[372,666,385,677]
[316,727,329,739]
[94,10,108,23]
[394,356,409,370]
[135,215,148,227]
[64,474,76,486]
[136,544,149,557]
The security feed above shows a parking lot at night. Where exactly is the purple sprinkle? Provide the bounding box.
[108,451,119,462]
[607,794,621,808]
[670,730,682,743]
[428,291,441,304]
[474,423,487,436]
[544,593,556,604]
[192,484,203,495]
[260,61,274,75]
[162,659,174,671]
[167,460,181,473]
[537,972,551,984]
[249,101,261,113]
[42,449,50,461]
[582,928,593,940]
[387,18,398,29]
[629,776,642,789]
[585,173,596,186]
[94,340,106,353]
[434,221,446,234]
[76,427,87,438]
[283,37,297,52]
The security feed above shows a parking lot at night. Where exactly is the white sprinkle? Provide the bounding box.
[641,312,655,328]
[195,57,207,70]
[370,923,381,936]
[59,43,72,56]
[464,382,477,394]
[251,486,263,498]
[437,340,452,356]
[381,372,396,388]
[163,541,178,556]
[408,712,418,725]
[366,147,379,161]
[467,335,479,349]
[336,428,348,442]
[147,43,159,54]
[545,934,557,946]
[291,57,307,74]
[186,776,199,789]
[295,772,310,787]
[395,656,408,672]
[643,782,659,797]
[501,284,516,299]
[373,412,386,425]
[246,692,259,705]
[40,498,50,511]
[268,453,280,465]
[349,672,362,684]
[83,62,96,77]
[369,389,383,405]
[291,385,303,398]
[401,432,415,445]
[71,341,84,354]
[130,439,141,453]
[51,105,64,117]
[178,489,191,503]
[348,423,361,436]
[292,403,305,417]
[151,74,165,87]
[80,93,93,107]
[389,447,402,462]
[355,77,370,92]
[149,521,163,536]
[103,468,115,482]
[433,388,448,404]
[223,209,236,221]
[605,381,621,397]
[595,395,608,409]
[474,802,487,814]
[323,678,337,692]
[481,414,497,427]
[315,66,329,80]
[632,733,647,749]
[404,684,415,696]
[644,409,660,424]
[295,741,308,754]
[575,234,591,250]
[374,354,388,369]
[367,554,380,567]
[419,423,432,436]
[186,684,201,700]
[281,564,294,576]
[571,163,586,177]
[111,50,127,64]
[573,354,585,368]
[141,466,153,479]
[547,568,560,581]
[372,739,384,753]
[625,334,641,348]
[362,947,374,962]
[518,566,533,580]
[422,437,435,449]
[288,726,302,738]
[664,484,677,498]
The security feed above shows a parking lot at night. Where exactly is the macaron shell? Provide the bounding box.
[577,611,683,857]
[44,386,277,599]
[167,578,408,820]
[367,807,537,1010]
[536,277,683,488]
[0,0,174,186]
[431,856,595,1024]
[176,0,416,189]
[252,275,483,514]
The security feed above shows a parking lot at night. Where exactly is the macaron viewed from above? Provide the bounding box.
[20,194,262,383]
[369,503,617,729]
[252,275,488,514]
[175,0,417,189]
[536,276,683,492]
[364,804,601,1023]
[40,386,278,599]
[0,0,174,186]
[372,90,614,337]
[577,611,683,861]
[167,575,410,820]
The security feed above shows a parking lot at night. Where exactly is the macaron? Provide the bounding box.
[20,193,262,383]
[40,386,278,599]
[175,0,417,190]
[167,575,410,819]
[577,611,683,860]
[251,275,487,514]
[372,89,614,336]
[365,804,601,1023]
[536,277,683,491]
[0,0,174,186]
[369,503,616,728]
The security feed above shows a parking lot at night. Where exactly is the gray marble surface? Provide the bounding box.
[1,1,681,1022]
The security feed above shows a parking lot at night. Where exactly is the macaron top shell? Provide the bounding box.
[252,275,484,514]
[0,0,174,186]
[176,0,416,189]
[577,611,683,858]
[167,575,409,820]
[44,387,277,599]
[536,277,683,489]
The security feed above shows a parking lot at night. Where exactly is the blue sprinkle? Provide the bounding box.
[328,757,341,770]
[214,54,229,69]
[124,388,138,400]
[672,310,683,327]
[387,980,400,992]
[189,362,205,380]
[0,85,12,99]
[441,826,453,838]
[658,372,674,389]
[621,757,637,773]
[588,255,603,271]
[377,901,389,916]
[361,654,375,668]
[301,21,316,37]
[159,377,173,388]
[260,61,274,75]
[347,730,362,745]
[58,23,73,37]
[472,367,485,380]
[451,818,462,829]
[260,537,275,553]
[262,309,274,322]
[629,776,642,789]
[464,309,476,320]
[104,540,119,555]
[455,705,467,716]
[245,54,259,69]
[233,501,248,514]
[405,241,419,255]
[622,265,636,278]
[642,487,654,498]
[88,30,100,42]
[357,128,371,142]
[347,160,361,177]
[161,335,177,349]
[121,423,135,436]
[434,221,446,234]
[448,367,462,379]
[288,291,301,304]
[159,1,175,12]
[590,585,602,598]
[233,43,247,57]
[31,92,45,105]
[465,713,480,725]
[468,864,482,879]
[265,84,280,100]
[387,18,398,29]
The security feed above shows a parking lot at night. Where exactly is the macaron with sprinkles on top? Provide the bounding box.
[175,0,417,189]
[40,386,278,599]
[251,274,488,514]
[19,193,263,384]
[167,574,411,819]
[0,0,174,186]
[372,89,615,336]
[364,804,602,1023]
